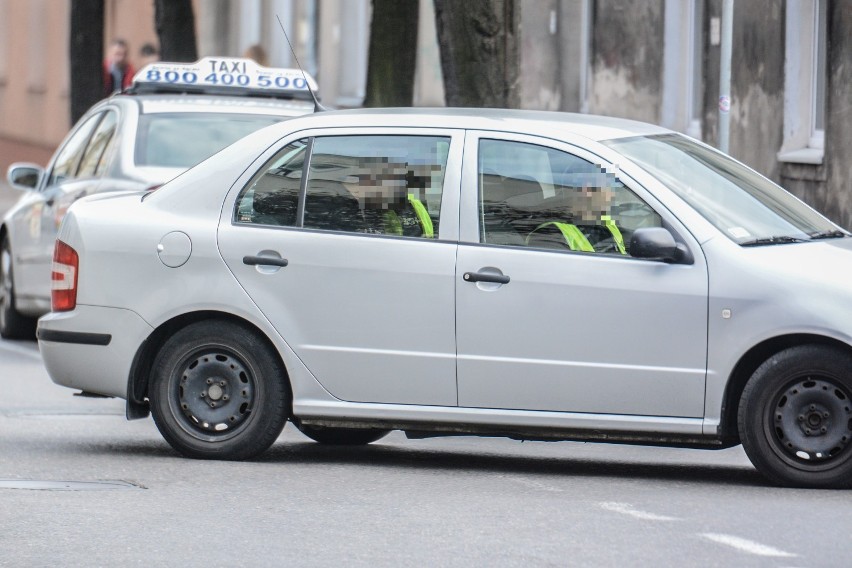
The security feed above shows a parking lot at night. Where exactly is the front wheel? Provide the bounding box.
[150,320,290,460]
[0,236,37,339]
[738,345,852,488]
[297,424,390,446]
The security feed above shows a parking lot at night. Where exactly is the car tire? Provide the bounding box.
[297,424,390,446]
[149,320,290,460]
[738,345,852,488]
[0,236,37,339]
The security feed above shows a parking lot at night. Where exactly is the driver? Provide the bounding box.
[527,173,626,255]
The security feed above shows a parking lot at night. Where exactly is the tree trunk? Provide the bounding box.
[363,0,420,107]
[69,0,105,125]
[155,0,198,62]
[433,0,520,108]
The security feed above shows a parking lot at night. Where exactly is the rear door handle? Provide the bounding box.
[243,255,289,267]
[463,271,510,284]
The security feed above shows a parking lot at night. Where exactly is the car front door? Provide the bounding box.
[219,129,463,406]
[11,112,107,305]
[454,132,709,418]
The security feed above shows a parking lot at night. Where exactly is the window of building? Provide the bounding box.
[778,0,827,164]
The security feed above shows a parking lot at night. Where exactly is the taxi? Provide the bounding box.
[36,107,852,489]
[1,57,318,338]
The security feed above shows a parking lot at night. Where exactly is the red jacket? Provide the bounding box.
[103,61,135,95]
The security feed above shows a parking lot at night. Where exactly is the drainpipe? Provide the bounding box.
[718,0,734,153]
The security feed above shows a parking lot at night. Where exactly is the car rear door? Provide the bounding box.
[218,128,463,406]
[454,131,709,418]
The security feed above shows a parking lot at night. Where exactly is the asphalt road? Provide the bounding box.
[2,337,852,567]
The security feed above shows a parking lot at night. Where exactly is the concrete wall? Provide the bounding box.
[589,0,664,123]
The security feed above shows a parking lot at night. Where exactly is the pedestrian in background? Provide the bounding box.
[243,44,269,66]
[138,42,160,68]
[103,38,135,95]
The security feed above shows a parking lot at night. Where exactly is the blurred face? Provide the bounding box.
[344,161,408,210]
[571,184,613,222]
[109,43,129,67]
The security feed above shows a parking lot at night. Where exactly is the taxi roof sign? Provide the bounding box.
[127,57,320,101]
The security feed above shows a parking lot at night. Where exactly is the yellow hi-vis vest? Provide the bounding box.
[527,218,626,254]
[382,196,434,237]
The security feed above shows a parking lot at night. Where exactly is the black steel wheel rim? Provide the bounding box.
[766,374,852,471]
[169,346,258,441]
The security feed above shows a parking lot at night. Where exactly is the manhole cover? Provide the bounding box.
[0,479,144,491]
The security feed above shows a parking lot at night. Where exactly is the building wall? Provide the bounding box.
[589,0,664,123]
[703,0,785,183]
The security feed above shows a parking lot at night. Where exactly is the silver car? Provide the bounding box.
[1,57,316,338]
[37,108,852,488]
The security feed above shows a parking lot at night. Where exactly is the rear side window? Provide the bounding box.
[236,139,308,227]
[235,134,450,239]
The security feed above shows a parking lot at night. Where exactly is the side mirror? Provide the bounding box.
[629,227,688,263]
[7,163,44,191]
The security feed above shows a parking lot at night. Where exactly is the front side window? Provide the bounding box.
[136,113,282,168]
[77,110,118,178]
[606,133,841,245]
[302,135,449,238]
[47,113,102,187]
[478,139,661,256]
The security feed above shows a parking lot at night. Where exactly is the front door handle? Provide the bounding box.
[463,271,510,284]
[243,255,289,268]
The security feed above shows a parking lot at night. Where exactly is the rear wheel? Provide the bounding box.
[738,345,852,488]
[297,424,390,446]
[150,320,290,460]
[0,236,37,339]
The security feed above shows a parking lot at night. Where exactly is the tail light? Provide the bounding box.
[51,240,79,312]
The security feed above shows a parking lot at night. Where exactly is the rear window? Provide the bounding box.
[135,113,282,168]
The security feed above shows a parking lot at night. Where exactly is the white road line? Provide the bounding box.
[701,533,797,558]
[0,341,41,362]
[508,477,565,493]
[598,501,680,521]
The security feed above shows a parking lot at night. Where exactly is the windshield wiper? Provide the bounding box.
[740,236,806,247]
[808,229,848,240]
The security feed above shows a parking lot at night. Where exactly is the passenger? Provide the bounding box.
[340,158,424,237]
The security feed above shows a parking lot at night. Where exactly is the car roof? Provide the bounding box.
[274,107,670,142]
[124,94,315,116]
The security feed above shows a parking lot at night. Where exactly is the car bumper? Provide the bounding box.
[37,305,154,398]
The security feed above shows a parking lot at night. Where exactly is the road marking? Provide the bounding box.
[508,477,565,493]
[701,533,796,558]
[0,341,41,362]
[598,502,680,521]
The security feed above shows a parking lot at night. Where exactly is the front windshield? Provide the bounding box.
[135,113,282,169]
[604,134,843,245]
